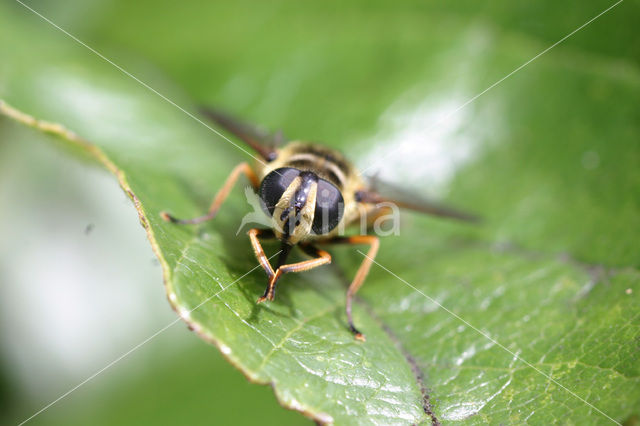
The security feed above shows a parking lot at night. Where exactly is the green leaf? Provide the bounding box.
[2,1,638,424]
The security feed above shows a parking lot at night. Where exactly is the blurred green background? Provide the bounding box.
[1,0,638,424]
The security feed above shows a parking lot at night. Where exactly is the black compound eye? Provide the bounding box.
[259,168,300,215]
[312,179,344,235]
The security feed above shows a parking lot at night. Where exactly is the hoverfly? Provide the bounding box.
[161,109,478,341]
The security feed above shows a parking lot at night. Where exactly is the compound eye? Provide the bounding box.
[312,179,344,235]
[259,168,300,215]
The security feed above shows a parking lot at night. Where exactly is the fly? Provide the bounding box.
[161,109,479,341]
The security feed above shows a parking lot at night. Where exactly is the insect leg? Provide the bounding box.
[161,162,259,225]
[323,235,380,341]
[256,245,331,303]
[248,228,276,279]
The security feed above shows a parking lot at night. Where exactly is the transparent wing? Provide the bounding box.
[200,107,284,161]
[357,176,480,223]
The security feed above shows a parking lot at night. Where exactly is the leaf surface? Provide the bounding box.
[1,2,638,424]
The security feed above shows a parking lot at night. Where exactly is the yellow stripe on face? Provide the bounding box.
[271,176,318,244]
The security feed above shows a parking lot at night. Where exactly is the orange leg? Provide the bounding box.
[248,228,276,279]
[251,243,332,304]
[324,235,380,341]
[161,162,259,224]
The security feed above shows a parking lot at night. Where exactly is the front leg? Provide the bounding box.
[248,228,276,279]
[256,243,331,303]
